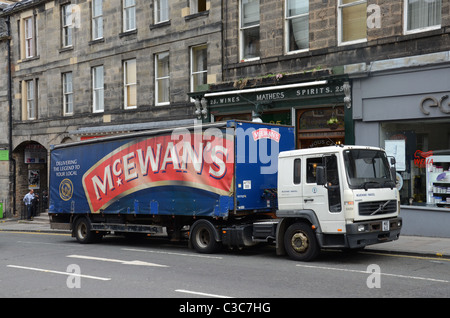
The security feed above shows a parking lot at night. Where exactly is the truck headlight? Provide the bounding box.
[357,224,367,232]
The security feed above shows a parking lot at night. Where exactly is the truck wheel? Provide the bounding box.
[74,217,101,244]
[191,221,221,254]
[284,222,319,262]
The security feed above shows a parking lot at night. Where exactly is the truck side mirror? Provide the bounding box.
[316,166,326,186]
[390,166,397,184]
[389,157,397,184]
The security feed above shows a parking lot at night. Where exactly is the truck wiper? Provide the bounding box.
[383,180,395,190]
[360,181,381,191]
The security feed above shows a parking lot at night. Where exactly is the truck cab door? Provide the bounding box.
[277,157,303,211]
[303,155,343,233]
[303,157,328,213]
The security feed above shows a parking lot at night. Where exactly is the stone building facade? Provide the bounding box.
[1,0,223,216]
[0,0,20,218]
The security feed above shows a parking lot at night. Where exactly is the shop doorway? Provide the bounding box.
[13,142,48,217]
[297,107,345,149]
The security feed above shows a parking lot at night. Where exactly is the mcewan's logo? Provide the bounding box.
[252,128,280,143]
[82,133,234,214]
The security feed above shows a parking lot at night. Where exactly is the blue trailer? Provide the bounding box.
[49,120,296,253]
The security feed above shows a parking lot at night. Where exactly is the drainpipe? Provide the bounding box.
[6,15,16,217]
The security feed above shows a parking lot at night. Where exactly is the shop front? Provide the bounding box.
[197,77,352,150]
[352,64,450,237]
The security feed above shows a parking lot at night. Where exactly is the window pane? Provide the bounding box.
[124,0,136,31]
[192,45,207,91]
[27,81,34,100]
[192,46,207,73]
[65,28,73,46]
[63,73,73,115]
[94,17,103,39]
[26,81,35,119]
[125,8,136,30]
[65,94,73,114]
[94,66,104,87]
[93,66,104,112]
[64,73,73,93]
[127,85,137,107]
[156,53,169,104]
[294,159,301,184]
[157,78,169,103]
[342,3,367,42]
[193,73,207,92]
[288,15,308,51]
[307,158,322,183]
[125,60,137,84]
[93,0,103,39]
[62,5,73,47]
[241,0,260,27]
[287,0,308,17]
[95,89,104,111]
[25,18,32,38]
[28,101,35,119]
[242,26,260,59]
[25,17,34,57]
[93,0,103,16]
[407,0,441,30]
[197,0,207,12]
[157,53,169,77]
[63,5,71,25]
[125,60,137,108]
[156,0,169,22]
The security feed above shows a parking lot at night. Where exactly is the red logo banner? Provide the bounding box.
[82,133,234,213]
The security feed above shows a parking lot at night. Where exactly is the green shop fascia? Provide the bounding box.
[188,71,354,148]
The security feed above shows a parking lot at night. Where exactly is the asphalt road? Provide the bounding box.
[0,231,449,300]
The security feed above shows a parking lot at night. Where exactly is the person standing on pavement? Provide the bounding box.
[31,193,40,218]
[23,189,35,220]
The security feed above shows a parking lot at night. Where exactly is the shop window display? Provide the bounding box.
[381,120,450,207]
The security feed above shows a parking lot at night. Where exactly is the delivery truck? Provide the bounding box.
[49,120,402,261]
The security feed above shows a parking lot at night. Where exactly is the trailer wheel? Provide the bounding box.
[74,217,101,244]
[284,222,319,262]
[191,220,221,254]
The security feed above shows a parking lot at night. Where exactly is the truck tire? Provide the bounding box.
[284,222,319,262]
[74,217,101,244]
[191,220,221,254]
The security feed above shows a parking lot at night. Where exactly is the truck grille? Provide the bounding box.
[358,200,397,216]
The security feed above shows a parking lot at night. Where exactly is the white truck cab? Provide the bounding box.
[276,145,402,261]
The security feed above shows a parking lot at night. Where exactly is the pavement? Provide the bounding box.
[0,212,449,259]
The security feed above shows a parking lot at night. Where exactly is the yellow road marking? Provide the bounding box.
[361,251,450,262]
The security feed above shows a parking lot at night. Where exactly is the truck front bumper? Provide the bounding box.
[345,217,402,249]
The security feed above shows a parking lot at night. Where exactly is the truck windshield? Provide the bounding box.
[343,149,395,190]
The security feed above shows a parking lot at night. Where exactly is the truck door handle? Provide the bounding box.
[304,198,314,203]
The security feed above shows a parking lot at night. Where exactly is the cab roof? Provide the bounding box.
[279,145,385,158]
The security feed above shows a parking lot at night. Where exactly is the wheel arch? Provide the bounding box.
[189,219,222,243]
[275,210,322,256]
